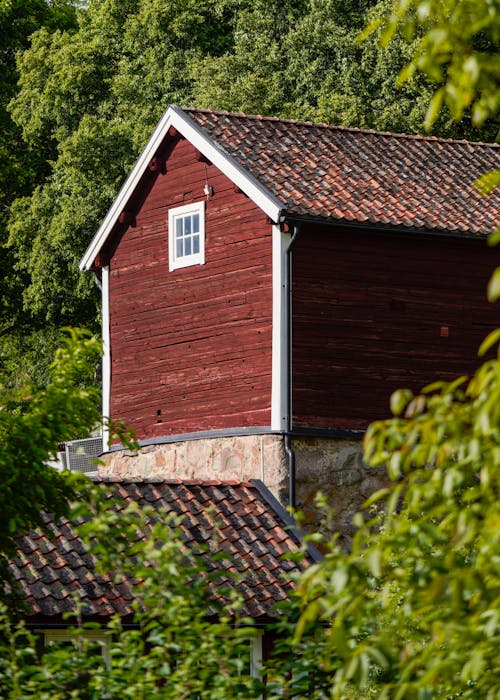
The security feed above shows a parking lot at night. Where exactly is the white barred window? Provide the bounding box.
[168,201,205,271]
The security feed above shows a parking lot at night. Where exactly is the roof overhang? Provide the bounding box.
[79,104,284,271]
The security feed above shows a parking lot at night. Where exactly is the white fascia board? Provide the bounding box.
[168,106,283,223]
[79,108,175,271]
[80,105,283,271]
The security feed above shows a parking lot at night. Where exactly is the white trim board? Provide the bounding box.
[271,224,288,431]
[80,105,284,271]
[101,265,111,452]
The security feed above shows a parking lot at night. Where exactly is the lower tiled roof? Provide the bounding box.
[10,480,315,622]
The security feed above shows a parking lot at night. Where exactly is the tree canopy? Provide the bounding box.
[2,0,497,385]
[364,0,500,132]
[0,0,78,392]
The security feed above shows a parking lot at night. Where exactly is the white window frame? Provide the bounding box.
[42,629,111,665]
[250,631,263,678]
[236,632,263,697]
[168,201,205,271]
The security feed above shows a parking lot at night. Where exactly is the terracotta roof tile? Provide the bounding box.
[11,480,315,622]
[185,109,499,235]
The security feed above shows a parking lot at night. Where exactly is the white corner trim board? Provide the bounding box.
[271,224,288,431]
[101,265,111,452]
[80,105,283,272]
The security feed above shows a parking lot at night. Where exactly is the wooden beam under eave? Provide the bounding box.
[119,211,136,227]
[93,252,108,269]
[194,148,212,165]
[149,156,166,174]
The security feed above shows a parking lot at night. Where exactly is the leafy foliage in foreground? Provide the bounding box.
[0,329,100,572]
[1,335,499,696]
[296,339,500,699]
[364,0,500,132]
[0,503,264,699]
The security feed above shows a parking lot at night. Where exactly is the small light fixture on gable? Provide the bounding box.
[204,183,214,198]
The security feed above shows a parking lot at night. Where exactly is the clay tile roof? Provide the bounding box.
[11,480,317,623]
[185,108,500,236]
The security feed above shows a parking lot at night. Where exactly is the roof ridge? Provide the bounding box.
[182,106,500,148]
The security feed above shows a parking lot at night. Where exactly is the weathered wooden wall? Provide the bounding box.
[292,226,499,429]
[109,137,273,439]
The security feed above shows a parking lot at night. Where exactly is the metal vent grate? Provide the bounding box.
[65,437,103,474]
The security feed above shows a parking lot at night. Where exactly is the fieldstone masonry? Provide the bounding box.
[293,437,388,545]
[99,435,289,501]
[99,434,388,544]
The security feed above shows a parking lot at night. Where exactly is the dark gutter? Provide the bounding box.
[93,269,102,291]
[26,617,140,631]
[281,213,490,241]
[107,425,364,454]
[290,426,365,439]
[107,426,277,452]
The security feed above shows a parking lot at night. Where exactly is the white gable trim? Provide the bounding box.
[169,106,283,222]
[80,105,283,271]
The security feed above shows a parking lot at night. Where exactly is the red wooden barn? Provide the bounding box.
[80,106,500,530]
[11,107,500,672]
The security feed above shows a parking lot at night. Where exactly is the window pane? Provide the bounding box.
[193,235,199,254]
[193,214,199,232]
[184,216,192,235]
[185,237,192,256]
[176,239,183,257]
[176,218,183,237]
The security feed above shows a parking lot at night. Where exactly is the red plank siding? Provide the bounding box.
[292,227,499,430]
[109,137,273,439]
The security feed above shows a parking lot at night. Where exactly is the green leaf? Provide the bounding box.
[388,451,402,480]
[478,328,500,357]
[391,388,413,416]
[365,645,389,670]
[330,620,349,657]
[487,269,500,302]
[357,16,382,43]
[475,169,500,196]
[424,87,444,130]
[367,548,382,578]
[363,487,390,509]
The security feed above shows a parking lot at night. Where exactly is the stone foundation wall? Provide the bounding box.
[99,434,289,503]
[293,437,388,546]
[99,434,388,546]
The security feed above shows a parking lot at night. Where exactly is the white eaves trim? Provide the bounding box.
[80,104,284,271]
